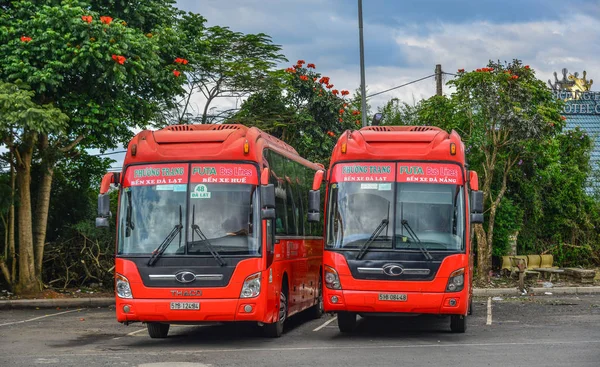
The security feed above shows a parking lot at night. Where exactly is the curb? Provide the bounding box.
[0,297,114,309]
[474,286,600,297]
[2,287,599,308]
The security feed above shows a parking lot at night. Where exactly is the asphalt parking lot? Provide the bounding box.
[1,294,600,367]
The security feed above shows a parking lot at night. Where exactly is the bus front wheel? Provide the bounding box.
[147,322,170,338]
[337,312,356,333]
[450,314,467,333]
[263,287,288,338]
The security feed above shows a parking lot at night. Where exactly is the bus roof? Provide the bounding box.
[122,124,322,171]
[330,125,466,165]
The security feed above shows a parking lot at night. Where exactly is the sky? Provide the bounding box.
[176,0,600,113]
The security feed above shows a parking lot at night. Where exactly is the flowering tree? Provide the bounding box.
[0,0,186,293]
[231,60,361,165]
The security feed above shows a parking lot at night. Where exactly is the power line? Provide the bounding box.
[367,74,436,99]
[442,71,458,77]
[91,150,126,157]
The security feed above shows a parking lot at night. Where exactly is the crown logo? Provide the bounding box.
[548,68,593,92]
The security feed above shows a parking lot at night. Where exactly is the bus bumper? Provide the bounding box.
[323,289,468,315]
[115,298,269,323]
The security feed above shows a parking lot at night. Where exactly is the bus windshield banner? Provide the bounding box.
[396,163,463,184]
[332,163,396,182]
[124,164,189,187]
[190,163,258,184]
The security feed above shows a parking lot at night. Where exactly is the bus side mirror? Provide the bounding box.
[470,190,484,224]
[471,190,483,213]
[96,193,111,228]
[261,184,276,219]
[308,190,320,223]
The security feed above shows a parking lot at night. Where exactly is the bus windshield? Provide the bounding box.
[117,163,260,257]
[326,182,465,252]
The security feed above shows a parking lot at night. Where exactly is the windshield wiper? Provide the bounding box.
[401,219,433,261]
[356,219,389,260]
[125,190,134,238]
[147,206,183,266]
[190,204,226,267]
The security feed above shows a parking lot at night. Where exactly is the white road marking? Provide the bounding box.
[486,297,492,325]
[0,309,82,327]
[313,316,337,331]
[127,328,147,336]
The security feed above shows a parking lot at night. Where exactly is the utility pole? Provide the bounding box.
[358,0,367,127]
[435,64,442,96]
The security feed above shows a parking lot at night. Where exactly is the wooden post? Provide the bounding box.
[435,64,442,96]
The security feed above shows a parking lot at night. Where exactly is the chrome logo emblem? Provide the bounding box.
[174,271,196,283]
[382,264,404,276]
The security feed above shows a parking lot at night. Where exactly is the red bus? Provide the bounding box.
[96,124,326,338]
[313,126,484,333]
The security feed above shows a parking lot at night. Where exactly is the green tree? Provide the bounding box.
[0,0,185,293]
[231,60,361,166]
[162,22,287,126]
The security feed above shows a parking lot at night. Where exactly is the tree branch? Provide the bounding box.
[59,135,84,152]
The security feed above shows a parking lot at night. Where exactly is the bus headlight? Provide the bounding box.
[446,268,465,292]
[324,266,342,290]
[116,273,133,299]
[240,272,261,298]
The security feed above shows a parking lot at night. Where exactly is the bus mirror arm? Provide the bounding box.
[308,190,320,223]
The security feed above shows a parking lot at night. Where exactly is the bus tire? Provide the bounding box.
[309,275,324,319]
[263,285,288,338]
[337,312,356,333]
[147,322,170,338]
[450,314,467,333]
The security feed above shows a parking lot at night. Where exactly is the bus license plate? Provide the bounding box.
[378,293,407,301]
[170,302,200,310]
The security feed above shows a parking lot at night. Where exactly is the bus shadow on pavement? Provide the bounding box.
[332,315,462,339]
[126,310,317,346]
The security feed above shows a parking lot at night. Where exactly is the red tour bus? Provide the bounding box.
[314,126,484,333]
[96,124,326,338]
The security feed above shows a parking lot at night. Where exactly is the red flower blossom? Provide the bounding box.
[326,84,334,89]
[561,116,567,120]
[111,54,126,65]
[332,89,339,95]
[318,76,330,84]
[313,77,318,81]
[327,131,335,137]
[341,90,350,96]
[458,68,465,73]
[339,109,345,114]
[356,120,361,126]
[174,58,189,65]
[525,65,530,69]
[476,68,481,72]
[20,36,32,43]
[343,103,348,108]
[512,75,519,80]
[300,75,309,81]
[81,15,93,23]
[307,63,316,69]
[173,70,181,77]
[293,64,301,69]
[352,110,360,116]
[339,118,343,122]
[100,16,113,25]
[285,67,296,73]
[297,60,305,65]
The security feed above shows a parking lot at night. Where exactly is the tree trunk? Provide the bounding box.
[475,224,490,283]
[9,150,16,282]
[16,134,37,294]
[34,134,54,279]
